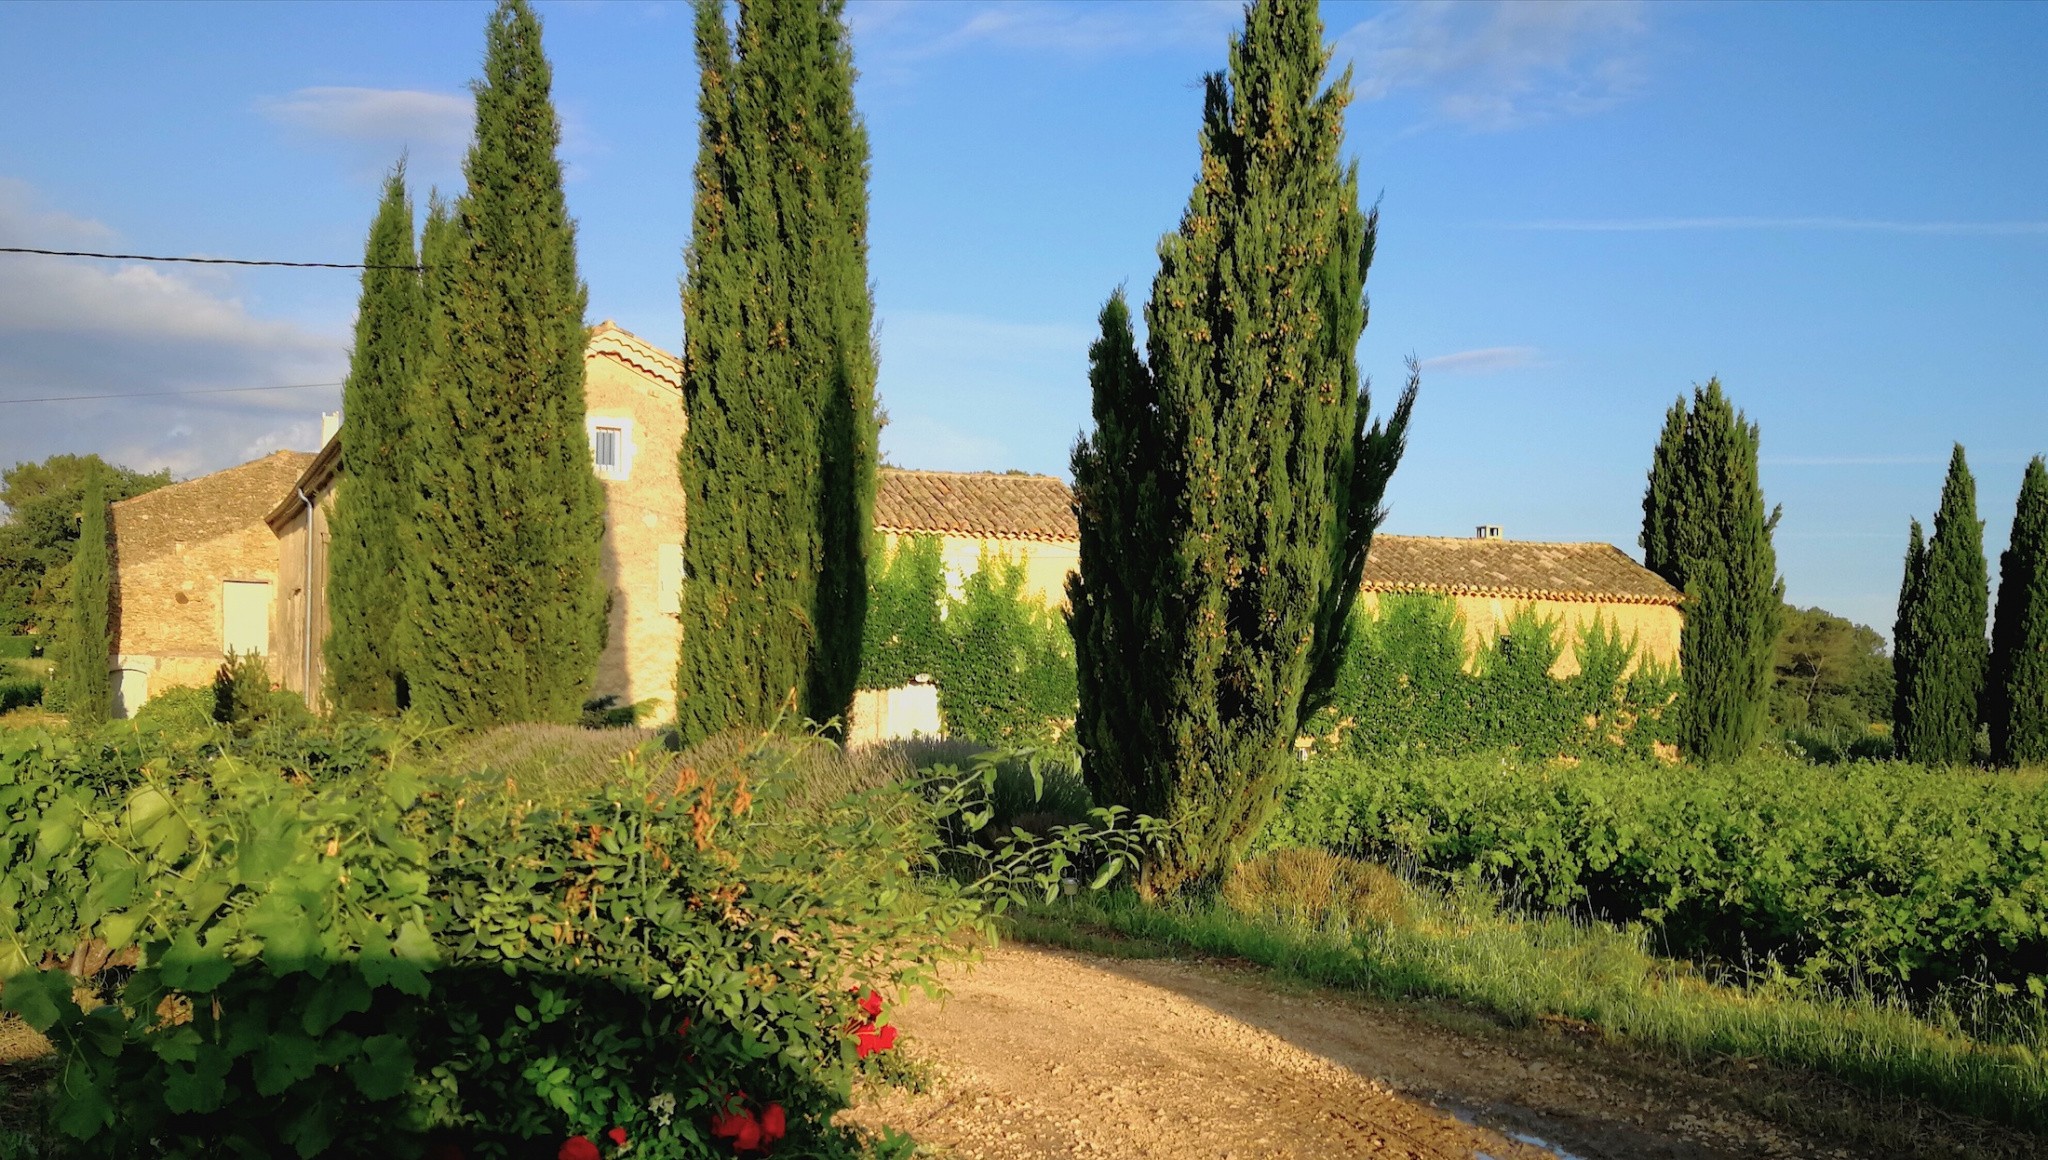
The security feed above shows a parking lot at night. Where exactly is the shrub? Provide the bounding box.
[128,686,219,738]
[1308,595,1678,761]
[1265,751,2048,992]
[0,725,981,1158]
[0,638,37,660]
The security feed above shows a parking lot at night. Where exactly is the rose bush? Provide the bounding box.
[0,724,1003,1158]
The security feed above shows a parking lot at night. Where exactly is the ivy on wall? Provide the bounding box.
[858,536,1077,745]
[1306,594,1679,760]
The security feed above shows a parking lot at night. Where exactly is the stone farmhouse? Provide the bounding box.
[106,323,1678,723]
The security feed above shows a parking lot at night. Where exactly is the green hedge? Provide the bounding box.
[0,723,982,1158]
[1265,751,2048,991]
[860,536,1077,745]
[1307,594,1679,760]
[0,637,38,660]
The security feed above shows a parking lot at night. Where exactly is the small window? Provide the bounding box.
[591,426,623,477]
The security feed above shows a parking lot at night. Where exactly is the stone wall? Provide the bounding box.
[109,450,313,710]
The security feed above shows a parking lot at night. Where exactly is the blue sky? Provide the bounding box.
[0,0,2042,634]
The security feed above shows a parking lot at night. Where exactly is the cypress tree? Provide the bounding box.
[1896,445,1989,765]
[1637,380,1783,762]
[58,464,111,729]
[402,0,606,729]
[325,165,423,715]
[1892,518,1927,739]
[1069,0,1415,894]
[676,0,879,745]
[1987,456,2047,765]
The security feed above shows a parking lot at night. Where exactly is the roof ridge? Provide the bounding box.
[1376,533,1638,551]
[110,449,314,508]
[879,466,1064,481]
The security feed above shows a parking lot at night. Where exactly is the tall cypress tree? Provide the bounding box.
[58,464,111,729]
[1895,445,1989,765]
[1987,456,2047,766]
[403,0,606,729]
[1892,517,1928,738]
[1070,0,1415,894]
[1637,380,1783,762]
[677,0,879,745]
[325,166,423,715]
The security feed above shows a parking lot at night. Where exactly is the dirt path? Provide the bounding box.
[847,944,1839,1160]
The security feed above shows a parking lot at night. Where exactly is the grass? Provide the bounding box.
[1006,848,2048,1138]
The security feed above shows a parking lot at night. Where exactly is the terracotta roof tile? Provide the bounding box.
[875,469,1077,542]
[1360,535,1681,606]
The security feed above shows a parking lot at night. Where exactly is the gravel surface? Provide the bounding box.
[845,944,1837,1160]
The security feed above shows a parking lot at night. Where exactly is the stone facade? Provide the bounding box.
[109,449,314,711]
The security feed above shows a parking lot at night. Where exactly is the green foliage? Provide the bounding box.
[52,466,109,730]
[0,662,44,714]
[1306,595,1678,760]
[1068,0,1416,894]
[129,686,217,737]
[1989,457,2048,766]
[1265,751,2048,993]
[1896,445,1990,765]
[210,650,310,739]
[403,0,608,729]
[1639,379,1784,762]
[677,0,880,747]
[0,454,169,638]
[0,724,987,1158]
[859,537,1078,745]
[326,165,426,715]
[0,638,38,660]
[1772,603,1894,737]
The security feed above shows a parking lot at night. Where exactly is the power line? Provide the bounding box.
[0,246,421,271]
[0,381,343,406]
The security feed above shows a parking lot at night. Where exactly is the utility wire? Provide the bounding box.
[0,246,421,271]
[0,381,343,406]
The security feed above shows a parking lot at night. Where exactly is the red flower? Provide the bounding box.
[856,1022,898,1059]
[606,1126,629,1147]
[760,1102,787,1142]
[677,1016,694,1038]
[558,1136,601,1160]
[856,988,884,1019]
[710,1108,764,1153]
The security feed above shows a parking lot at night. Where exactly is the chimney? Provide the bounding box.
[320,410,343,448]
[1475,525,1503,541]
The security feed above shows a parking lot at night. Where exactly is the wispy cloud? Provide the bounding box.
[257,86,475,183]
[850,0,1238,78]
[0,179,344,478]
[1504,217,2048,235]
[1336,0,1649,131]
[1417,345,1540,375]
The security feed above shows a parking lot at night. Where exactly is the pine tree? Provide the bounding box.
[324,165,423,715]
[1895,445,1989,765]
[1987,456,2048,766]
[1892,518,1927,737]
[58,464,111,729]
[1637,380,1783,762]
[676,0,879,745]
[402,0,606,729]
[1069,0,1415,894]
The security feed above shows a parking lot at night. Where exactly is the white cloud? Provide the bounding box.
[1502,216,2048,236]
[1417,345,1540,375]
[258,86,474,151]
[0,180,345,478]
[1337,0,1648,130]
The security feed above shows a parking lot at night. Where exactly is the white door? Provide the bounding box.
[221,581,272,656]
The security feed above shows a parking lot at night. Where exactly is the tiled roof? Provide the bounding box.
[875,469,1078,543]
[871,471,1674,604]
[588,321,681,391]
[111,450,316,557]
[1360,535,1681,606]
